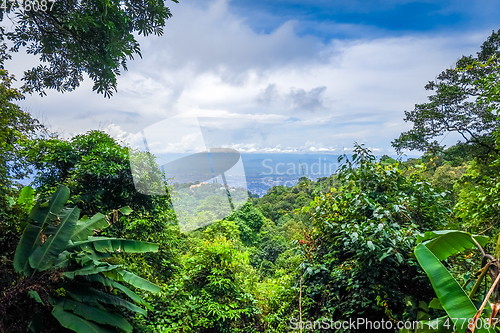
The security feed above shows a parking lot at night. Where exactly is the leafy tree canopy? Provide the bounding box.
[452,54,500,236]
[0,64,46,250]
[1,0,178,97]
[138,236,260,333]
[392,29,500,158]
[225,202,267,247]
[25,130,163,217]
[300,144,453,327]
[0,68,42,196]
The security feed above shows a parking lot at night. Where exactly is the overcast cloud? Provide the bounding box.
[11,0,499,154]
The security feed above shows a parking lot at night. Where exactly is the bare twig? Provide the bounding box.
[470,271,500,333]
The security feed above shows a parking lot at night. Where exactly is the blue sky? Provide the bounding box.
[13,0,500,155]
[229,0,499,37]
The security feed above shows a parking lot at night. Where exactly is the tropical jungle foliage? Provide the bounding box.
[1,184,161,332]
[2,17,500,333]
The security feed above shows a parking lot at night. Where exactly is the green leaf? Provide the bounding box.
[415,244,490,333]
[379,252,391,261]
[28,290,43,304]
[58,298,132,332]
[71,213,108,241]
[14,185,71,275]
[17,186,35,206]
[428,298,444,310]
[395,252,403,263]
[118,206,133,216]
[417,230,488,261]
[30,185,70,226]
[63,263,122,279]
[104,269,161,293]
[70,237,158,254]
[66,287,147,316]
[53,250,70,270]
[52,304,114,333]
[13,224,42,276]
[29,206,80,271]
[85,275,151,308]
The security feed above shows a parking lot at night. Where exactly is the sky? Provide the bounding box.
[11,0,500,155]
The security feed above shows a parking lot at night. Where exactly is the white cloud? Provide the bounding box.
[12,0,496,155]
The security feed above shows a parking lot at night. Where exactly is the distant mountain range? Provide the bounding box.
[159,152,411,197]
[239,153,341,196]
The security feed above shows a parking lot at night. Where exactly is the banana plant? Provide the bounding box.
[11,185,161,333]
[414,230,500,333]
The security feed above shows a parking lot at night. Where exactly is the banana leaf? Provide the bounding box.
[29,185,70,226]
[70,237,158,254]
[71,213,108,241]
[418,230,488,261]
[66,286,147,316]
[52,303,114,333]
[63,263,122,279]
[86,275,151,309]
[14,185,70,275]
[104,269,161,293]
[13,224,42,276]
[57,297,132,332]
[52,250,71,270]
[415,244,492,333]
[29,206,80,271]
